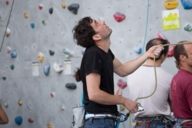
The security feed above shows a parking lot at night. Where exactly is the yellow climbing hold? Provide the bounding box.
[36,52,45,63]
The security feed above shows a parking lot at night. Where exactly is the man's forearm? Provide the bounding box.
[121,53,148,76]
[88,89,126,106]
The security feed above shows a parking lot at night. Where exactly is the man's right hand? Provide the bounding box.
[121,97,138,113]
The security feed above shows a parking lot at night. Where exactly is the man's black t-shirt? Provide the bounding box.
[80,46,118,115]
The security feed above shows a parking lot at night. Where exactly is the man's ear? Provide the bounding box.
[92,34,101,41]
[180,54,187,61]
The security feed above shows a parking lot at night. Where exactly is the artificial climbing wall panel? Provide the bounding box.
[0,0,191,128]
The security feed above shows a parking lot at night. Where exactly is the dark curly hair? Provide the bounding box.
[73,17,96,48]
[146,38,169,60]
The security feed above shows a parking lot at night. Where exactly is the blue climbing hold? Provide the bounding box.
[15,116,23,125]
[43,63,51,76]
[134,46,142,54]
[10,49,17,59]
[49,7,54,14]
[181,0,192,9]
[30,22,35,29]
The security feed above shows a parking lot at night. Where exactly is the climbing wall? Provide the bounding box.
[0,0,191,128]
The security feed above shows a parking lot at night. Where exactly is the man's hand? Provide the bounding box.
[122,98,138,113]
[146,45,164,59]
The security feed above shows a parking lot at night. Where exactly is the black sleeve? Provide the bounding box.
[109,49,115,60]
[84,50,102,75]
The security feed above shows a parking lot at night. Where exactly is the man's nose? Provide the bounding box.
[98,18,105,24]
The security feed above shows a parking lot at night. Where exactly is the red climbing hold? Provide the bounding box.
[167,45,175,57]
[113,12,126,22]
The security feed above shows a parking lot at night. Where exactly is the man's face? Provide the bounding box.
[90,19,112,40]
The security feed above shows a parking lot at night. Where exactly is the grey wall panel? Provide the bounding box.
[0,0,191,127]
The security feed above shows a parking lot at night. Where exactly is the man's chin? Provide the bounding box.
[108,29,112,36]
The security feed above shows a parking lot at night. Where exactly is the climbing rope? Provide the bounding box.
[135,56,157,102]
[0,0,15,52]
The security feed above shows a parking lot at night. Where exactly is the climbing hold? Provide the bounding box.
[65,83,77,90]
[30,22,35,29]
[164,0,179,10]
[50,92,56,98]
[28,117,34,123]
[4,102,8,108]
[134,46,142,54]
[60,105,65,111]
[181,0,192,9]
[2,76,7,80]
[6,46,12,54]
[43,63,51,76]
[117,79,127,110]
[61,1,66,9]
[18,99,23,106]
[5,28,11,37]
[5,0,9,5]
[53,62,64,73]
[47,122,54,128]
[38,3,44,10]
[184,24,192,32]
[157,32,166,39]
[23,11,30,19]
[36,52,45,63]
[49,50,55,56]
[15,116,23,125]
[117,79,127,89]
[113,12,126,22]
[10,64,15,70]
[67,3,80,15]
[63,48,74,60]
[167,45,175,57]
[49,7,54,14]
[10,49,17,59]
[42,20,46,25]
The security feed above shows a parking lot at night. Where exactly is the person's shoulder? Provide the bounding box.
[85,46,98,53]
[83,46,102,59]
[84,46,97,55]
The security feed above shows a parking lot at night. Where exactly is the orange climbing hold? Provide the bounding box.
[164,0,179,9]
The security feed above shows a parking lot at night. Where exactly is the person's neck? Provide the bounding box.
[96,39,111,53]
[180,65,192,73]
[143,59,162,67]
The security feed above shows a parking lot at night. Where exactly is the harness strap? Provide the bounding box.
[85,113,117,120]
[181,119,192,125]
